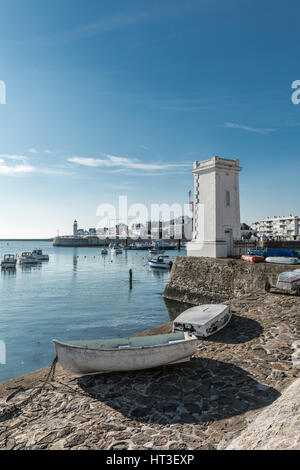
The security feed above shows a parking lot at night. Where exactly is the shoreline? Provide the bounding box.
[0,292,299,450]
[0,321,173,397]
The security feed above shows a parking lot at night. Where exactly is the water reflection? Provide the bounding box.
[163,297,194,322]
[20,263,42,272]
[1,267,16,276]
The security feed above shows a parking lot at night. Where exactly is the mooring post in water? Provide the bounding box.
[129,269,133,289]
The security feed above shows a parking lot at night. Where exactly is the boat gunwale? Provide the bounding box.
[53,333,197,352]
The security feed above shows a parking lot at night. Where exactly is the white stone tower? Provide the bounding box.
[187,156,242,258]
[73,219,78,237]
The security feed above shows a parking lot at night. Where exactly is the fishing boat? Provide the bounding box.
[32,249,49,261]
[53,332,198,376]
[101,248,108,255]
[19,252,40,264]
[148,255,172,269]
[265,269,300,296]
[265,257,300,265]
[1,254,17,268]
[241,254,265,263]
[173,304,232,338]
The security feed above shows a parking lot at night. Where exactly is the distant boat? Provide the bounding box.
[111,246,122,254]
[173,304,232,338]
[101,248,108,255]
[32,249,49,261]
[265,257,300,265]
[148,255,172,269]
[53,332,198,376]
[149,248,165,255]
[19,252,40,264]
[1,254,17,269]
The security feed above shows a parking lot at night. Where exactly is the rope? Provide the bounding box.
[0,356,58,419]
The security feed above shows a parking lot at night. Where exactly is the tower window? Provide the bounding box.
[226,190,230,206]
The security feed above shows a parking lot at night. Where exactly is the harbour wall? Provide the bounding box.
[164,256,299,304]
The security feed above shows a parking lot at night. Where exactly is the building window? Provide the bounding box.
[226,190,230,207]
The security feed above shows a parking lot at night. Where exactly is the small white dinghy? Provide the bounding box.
[265,269,300,296]
[53,332,197,377]
[173,304,232,338]
[265,257,300,265]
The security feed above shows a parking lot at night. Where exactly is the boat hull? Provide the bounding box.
[265,257,300,265]
[53,333,197,377]
[242,254,265,263]
[148,261,171,269]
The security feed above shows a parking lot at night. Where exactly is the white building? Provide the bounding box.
[187,156,242,258]
[252,216,300,240]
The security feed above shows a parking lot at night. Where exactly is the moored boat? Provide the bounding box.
[111,246,122,254]
[247,250,266,258]
[32,249,49,261]
[241,254,265,263]
[148,255,172,269]
[265,269,300,296]
[19,252,40,264]
[101,248,108,255]
[53,332,198,376]
[265,257,300,265]
[1,254,17,269]
[173,304,232,338]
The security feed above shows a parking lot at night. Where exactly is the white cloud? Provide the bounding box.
[0,154,28,162]
[225,122,275,134]
[0,162,35,175]
[68,154,190,172]
[28,148,38,153]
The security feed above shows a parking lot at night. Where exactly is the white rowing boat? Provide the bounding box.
[53,332,197,377]
[173,304,232,338]
[265,257,300,265]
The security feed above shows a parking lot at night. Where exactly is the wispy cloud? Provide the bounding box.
[225,122,275,134]
[0,153,71,176]
[28,148,38,153]
[0,154,28,162]
[68,154,190,172]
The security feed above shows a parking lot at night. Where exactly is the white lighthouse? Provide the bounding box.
[73,219,78,237]
[187,156,242,258]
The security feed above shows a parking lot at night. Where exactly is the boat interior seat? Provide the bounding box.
[57,332,186,350]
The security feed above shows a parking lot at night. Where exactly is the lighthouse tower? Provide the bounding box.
[73,219,78,237]
[187,156,242,258]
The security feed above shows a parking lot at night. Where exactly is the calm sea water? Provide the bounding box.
[0,241,187,383]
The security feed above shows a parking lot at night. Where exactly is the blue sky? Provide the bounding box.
[0,0,299,237]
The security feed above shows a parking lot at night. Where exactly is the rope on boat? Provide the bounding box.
[0,356,58,419]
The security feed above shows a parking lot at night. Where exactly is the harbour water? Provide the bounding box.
[0,241,187,383]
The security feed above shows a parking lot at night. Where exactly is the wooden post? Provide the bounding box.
[129,269,133,289]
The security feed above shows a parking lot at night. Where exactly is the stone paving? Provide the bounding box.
[0,292,299,450]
